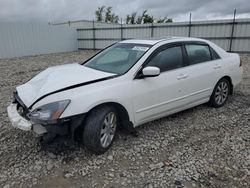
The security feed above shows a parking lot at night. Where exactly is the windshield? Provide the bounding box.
[84,43,151,74]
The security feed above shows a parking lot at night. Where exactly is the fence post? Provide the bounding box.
[92,20,96,50]
[121,18,123,41]
[229,9,236,52]
[188,13,192,37]
[151,23,154,38]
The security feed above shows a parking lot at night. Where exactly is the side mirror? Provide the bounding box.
[142,66,160,77]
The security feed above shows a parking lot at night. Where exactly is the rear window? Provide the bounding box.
[185,44,212,65]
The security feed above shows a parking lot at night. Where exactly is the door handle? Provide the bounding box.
[213,64,221,69]
[177,73,188,80]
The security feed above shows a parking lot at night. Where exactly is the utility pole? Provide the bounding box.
[229,9,236,52]
[188,13,192,37]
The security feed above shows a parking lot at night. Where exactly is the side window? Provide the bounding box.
[147,46,183,72]
[185,44,212,65]
[210,47,220,60]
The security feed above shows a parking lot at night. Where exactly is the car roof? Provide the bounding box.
[119,37,207,45]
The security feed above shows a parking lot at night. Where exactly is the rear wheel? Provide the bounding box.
[209,78,230,108]
[83,106,117,154]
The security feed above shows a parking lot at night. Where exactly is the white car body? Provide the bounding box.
[7,37,242,135]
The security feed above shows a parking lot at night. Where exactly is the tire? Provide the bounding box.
[209,78,230,108]
[83,105,118,154]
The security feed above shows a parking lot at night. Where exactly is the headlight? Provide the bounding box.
[28,100,70,124]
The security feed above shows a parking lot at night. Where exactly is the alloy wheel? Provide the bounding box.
[100,112,117,148]
[214,81,229,105]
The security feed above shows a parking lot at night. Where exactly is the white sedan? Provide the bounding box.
[7,37,243,154]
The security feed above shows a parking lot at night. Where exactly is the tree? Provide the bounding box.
[126,15,131,24]
[136,10,146,24]
[130,12,137,24]
[105,7,119,23]
[156,16,173,23]
[95,6,119,23]
[95,6,173,24]
[95,6,105,22]
[126,10,157,24]
[105,7,112,22]
[111,14,119,23]
[142,10,154,24]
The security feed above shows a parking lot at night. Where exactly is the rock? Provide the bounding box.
[34,164,42,171]
[144,183,153,188]
[107,155,113,160]
[3,184,10,188]
[174,180,183,188]
[81,171,87,177]
[149,162,165,170]
[32,178,38,185]
[164,160,173,167]
[95,159,103,165]
[14,168,19,174]
[64,172,73,178]
[47,160,54,171]
[193,174,200,181]
[140,172,145,177]
[48,152,56,159]
[109,173,115,177]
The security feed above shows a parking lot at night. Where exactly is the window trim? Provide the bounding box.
[134,42,186,79]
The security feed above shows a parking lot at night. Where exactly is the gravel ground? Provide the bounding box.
[0,51,249,188]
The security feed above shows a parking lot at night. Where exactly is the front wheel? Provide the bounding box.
[209,78,230,108]
[83,106,118,154]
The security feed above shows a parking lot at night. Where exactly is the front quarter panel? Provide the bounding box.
[31,76,135,124]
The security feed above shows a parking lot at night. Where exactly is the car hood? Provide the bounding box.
[16,63,116,107]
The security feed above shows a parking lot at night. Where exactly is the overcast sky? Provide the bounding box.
[0,0,250,23]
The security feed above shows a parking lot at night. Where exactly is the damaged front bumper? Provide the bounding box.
[7,103,47,135]
[7,91,85,141]
[7,103,32,131]
[7,102,85,140]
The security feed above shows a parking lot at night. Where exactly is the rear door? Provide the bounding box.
[180,42,223,103]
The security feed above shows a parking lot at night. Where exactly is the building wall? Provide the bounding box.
[0,22,77,59]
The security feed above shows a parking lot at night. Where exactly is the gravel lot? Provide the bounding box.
[0,51,249,188]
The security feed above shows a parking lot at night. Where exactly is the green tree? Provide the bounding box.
[136,10,147,24]
[130,12,137,24]
[142,10,154,24]
[95,6,105,22]
[95,6,173,24]
[95,6,119,23]
[157,16,173,23]
[105,7,112,22]
[110,14,119,23]
[126,15,131,24]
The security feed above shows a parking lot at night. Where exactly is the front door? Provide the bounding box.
[132,44,190,125]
